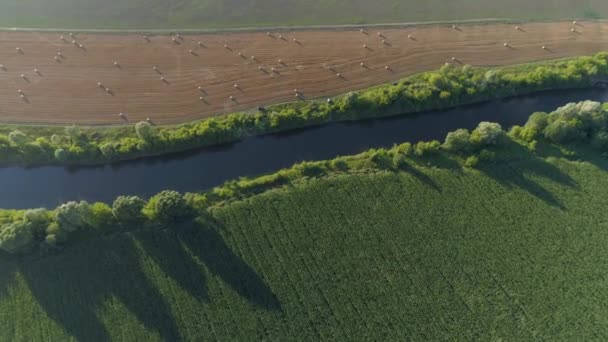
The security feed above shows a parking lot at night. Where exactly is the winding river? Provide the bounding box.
[2,87,608,209]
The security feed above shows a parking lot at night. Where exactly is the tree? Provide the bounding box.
[414,140,441,156]
[543,118,583,143]
[135,121,155,141]
[0,221,34,254]
[112,196,146,223]
[525,112,549,131]
[443,128,471,152]
[55,201,92,232]
[471,122,505,146]
[146,190,190,223]
[8,130,28,145]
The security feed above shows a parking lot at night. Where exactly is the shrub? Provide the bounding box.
[146,190,190,223]
[54,148,69,162]
[392,153,407,168]
[443,128,472,152]
[55,201,92,233]
[471,122,505,147]
[112,196,146,223]
[0,221,34,254]
[526,112,549,131]
[464,155,480,168]
[8,130,29,146]
[135,121,155,142]
[414,140,441,156]
[369,149,392,168]
[99,143,118,158]
[89,202,114,229]
[65,125,81,144]
[183,193,208,214]
[543,118,583,142]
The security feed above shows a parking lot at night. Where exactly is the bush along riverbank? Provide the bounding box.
[0,100,607,257]
[0,53,607,167]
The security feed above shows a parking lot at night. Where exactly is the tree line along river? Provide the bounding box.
[1,87,607,209]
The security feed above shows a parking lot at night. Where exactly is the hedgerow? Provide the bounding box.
[0,53,606,166]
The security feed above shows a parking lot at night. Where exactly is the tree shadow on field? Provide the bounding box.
[0,259,17,299]
[134,229,210,302]
[477,142,578,210]
[397,161,442,191]
[178,216,282,311]
[18,234,184,341]
[13,217,280,340]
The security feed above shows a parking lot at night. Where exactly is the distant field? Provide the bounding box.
[0,0,606,29]
[2,144,608,340]
[2,22,608,125]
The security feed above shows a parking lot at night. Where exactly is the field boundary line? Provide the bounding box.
[0,18,607,35]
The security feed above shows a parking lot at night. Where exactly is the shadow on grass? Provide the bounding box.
[397,161,442,191]
[0,259,16,299]
[180,217,282,311]
[11,217,281,341]
[477,142,578,210]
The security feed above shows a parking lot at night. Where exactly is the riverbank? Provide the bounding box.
[0,53,607,168]
[1,99,606,256]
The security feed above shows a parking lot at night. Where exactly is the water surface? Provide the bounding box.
[2,88,607,209]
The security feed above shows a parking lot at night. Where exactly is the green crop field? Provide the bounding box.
[2,141,608,340]
[0,0,606,29]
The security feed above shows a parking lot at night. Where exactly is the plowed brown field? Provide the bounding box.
[0,21,607,125]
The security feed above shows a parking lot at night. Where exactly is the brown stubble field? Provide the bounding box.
[0,21,607,125]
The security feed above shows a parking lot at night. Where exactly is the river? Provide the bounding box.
[1,87,607,209]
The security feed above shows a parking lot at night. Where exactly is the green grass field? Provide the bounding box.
[2,141,608,340]
[0,0,606,29]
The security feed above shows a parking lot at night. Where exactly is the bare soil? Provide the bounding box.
[0,21,607,125]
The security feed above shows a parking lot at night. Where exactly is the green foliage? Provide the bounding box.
[54,148,68,162]
[537,101,608,144]
[55,201,92,233]
[112,196,146,223]
[443,128,472,152]
[0,221,34,253]
[89,203,114,230]
[65,125,81,144]
[135,121,155,142]
[414,140,441,156]
[146,191,190,223]
[464,155,480,167]
[471,122,505,147]
[8,130,29,146]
